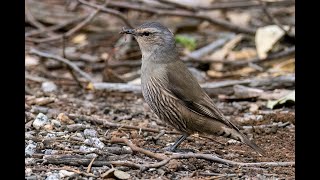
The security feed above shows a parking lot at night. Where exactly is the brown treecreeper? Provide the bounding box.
[120,22,265,155]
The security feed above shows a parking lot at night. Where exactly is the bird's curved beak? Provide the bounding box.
[120,28,136,36]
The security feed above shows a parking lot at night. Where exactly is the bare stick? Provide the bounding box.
[111,137,167,160]
[184,33,236,60]
[25,15,87,37]
[80,0,255,34]
[198,0,295,10]
[259,0,294,38]
[29,48,94,82]
[188,46,295,68]
[26,1,108,43]
[88,74,294,94]
[78,0,133,28]
[86,156,96,173]
[62,35,84,87]
[67,114,179,135]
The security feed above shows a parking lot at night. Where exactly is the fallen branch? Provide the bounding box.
[43,147,294,170]
[25,15,87,37]
[198,0,294,10]
[80,0,255,35]
[184,33,236,60]
[187,46,295,68]
[111,137,167,160]
[67,114,180,135]
[29,48,94,82]
[25,1,56,37]
[27,1,107,43]
[88,74,294,94]
[78,0,133,28]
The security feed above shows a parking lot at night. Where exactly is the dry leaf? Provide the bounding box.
[25,55,39,66]
[57,113,74,125]
[101,168,130,180]
[255,25,289,59]
[207,70,224,78]
[227,11,251,27]
[227,48,257,61]
[209,34,243,60]
[267,91,295,109]
[72,33,87,44]
[114,170,130,180]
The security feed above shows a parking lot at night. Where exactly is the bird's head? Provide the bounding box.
[120,22,176,58]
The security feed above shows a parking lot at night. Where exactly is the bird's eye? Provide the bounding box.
[142,32,150,36]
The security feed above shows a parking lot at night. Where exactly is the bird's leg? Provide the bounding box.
[166,134,188,152]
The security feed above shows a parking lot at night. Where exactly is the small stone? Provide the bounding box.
[84,129,98,138]
[45,173,60,180]
[33,113,50,130]
[57,113,74,125]
[45,133,56,138]
[25,142,37,156]
[84,137,105,149]
[227,139,240,144]
[25,158,35,165]
[25,168,32,176]
[51,120,61,127]
[41,81,57,92]
[59,170,75,178]
[79,145,97,153]
[43,124,54,131]
[85,153,98,158]
[44,149,59,155]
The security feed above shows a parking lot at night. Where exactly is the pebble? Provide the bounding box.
[25,158,35,165]
[227,139,240,144]
[25,142,37,156]
[44,149,59,155]
[84,129,98,138]
[59,170,75,178]
[45,173,60,180]
[45,133,56,138]
[57,113,74,125]
[41,81,57,92]
[33,113,50,130]
[84,137,105,149]
[25,168,32,176]
[51,120,61,127]
[79,145,97,153]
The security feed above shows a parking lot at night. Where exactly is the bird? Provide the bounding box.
[120,22,265,155]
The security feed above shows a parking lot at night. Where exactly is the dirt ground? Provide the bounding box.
[25,82,295,179]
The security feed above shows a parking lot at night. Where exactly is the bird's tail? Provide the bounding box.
[238,132,265,156]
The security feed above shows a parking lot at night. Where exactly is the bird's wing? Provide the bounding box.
[166,61,240,131]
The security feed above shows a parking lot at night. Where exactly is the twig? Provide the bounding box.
[78,0,133,28]
[80,0,255,35]
[26,1,108,43]
[183,33,236,60]
[198,0,295,10]
[62,35,83,88]
[25,0,56,37]
[29,48,94,82]
[25,15,87,37]
[143,153,294,169]
[87,156,96,173]
[242,122,291,130]
[110,137,167,160]
[259,0,294,38]
[67,114,179,135]
[88,74,294,94]
[189,46,295,68]
[156,0,197,12]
